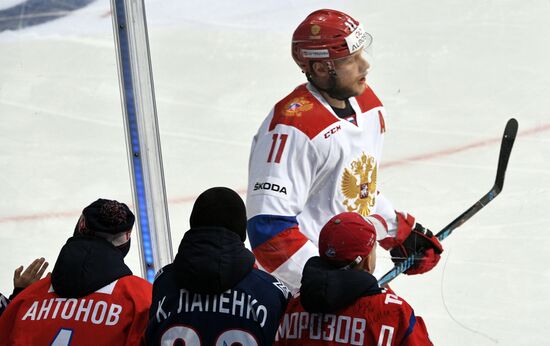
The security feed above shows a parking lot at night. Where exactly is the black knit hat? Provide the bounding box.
[189,187,247,241]
[81,199,135,234]
[72,199,135,258]
[74,199,133,238]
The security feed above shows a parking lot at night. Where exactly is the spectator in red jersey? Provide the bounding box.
[0,257,49,317]
[274,212,433,346]
[0,199,152,345]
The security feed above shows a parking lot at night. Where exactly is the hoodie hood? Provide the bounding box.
[300,256,382,313]
[51,236,132,298]
[173,227,255,294]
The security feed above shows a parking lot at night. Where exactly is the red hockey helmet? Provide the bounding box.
[291,9,372,73]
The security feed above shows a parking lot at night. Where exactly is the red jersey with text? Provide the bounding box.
[0,275,151,346]
[274,289,432,346]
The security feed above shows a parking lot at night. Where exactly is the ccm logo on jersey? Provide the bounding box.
[324,125,342,138]
[254,182,288,194]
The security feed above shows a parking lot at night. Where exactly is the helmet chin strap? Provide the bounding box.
[307,61,350,101]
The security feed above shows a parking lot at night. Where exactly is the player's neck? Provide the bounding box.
[319,90,347,109]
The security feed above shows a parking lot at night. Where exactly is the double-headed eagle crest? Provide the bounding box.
[341,153,377,216]
[284,97,313,117]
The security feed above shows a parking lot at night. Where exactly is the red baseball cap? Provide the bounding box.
[319,212,377,266]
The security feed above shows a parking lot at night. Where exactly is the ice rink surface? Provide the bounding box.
[1,0,549,344]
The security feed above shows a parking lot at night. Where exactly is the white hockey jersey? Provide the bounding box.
[247,83,395,292]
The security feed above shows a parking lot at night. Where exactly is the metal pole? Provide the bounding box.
[110,0,173,282]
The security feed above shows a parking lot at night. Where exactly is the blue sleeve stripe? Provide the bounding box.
[404,311,417,339]
[247,214,298,248]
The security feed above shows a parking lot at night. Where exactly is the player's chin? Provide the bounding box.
[354,82,367,95]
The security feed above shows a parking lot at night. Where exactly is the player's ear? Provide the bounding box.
[311,61,329,77]
[365,247,376,274]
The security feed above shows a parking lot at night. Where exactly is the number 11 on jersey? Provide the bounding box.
[267,134,288,163]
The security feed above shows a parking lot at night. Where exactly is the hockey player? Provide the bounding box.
[246,9,443,292]
[0,199,152,345]
[0,257,49,317]
[274,212,434,345]
[145,187,290,345]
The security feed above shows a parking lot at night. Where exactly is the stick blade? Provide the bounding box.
[494,118,518,192]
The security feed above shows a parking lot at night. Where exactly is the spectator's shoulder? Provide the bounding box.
[249,268,291,299]
[150,263,178,288]
[365,288,415,319]
[13,276,52,299]
[117,274,153,301]
[123,274,152,286]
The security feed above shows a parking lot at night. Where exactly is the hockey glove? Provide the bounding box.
[379,212,443,275]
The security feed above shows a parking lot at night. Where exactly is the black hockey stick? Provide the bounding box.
[378,118,518,286]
